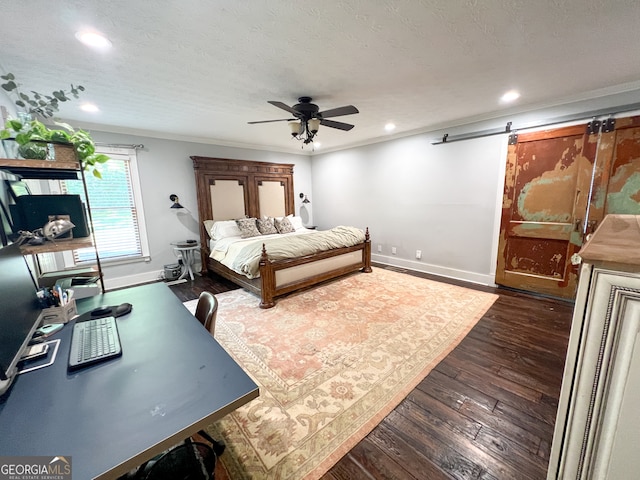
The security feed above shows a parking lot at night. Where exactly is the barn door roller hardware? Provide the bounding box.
[436,122,512,145]
[586,118,616,135]
[433,102,640,145]
[586,120,602,135]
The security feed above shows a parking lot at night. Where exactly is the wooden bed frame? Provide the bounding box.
[192,156,371,308]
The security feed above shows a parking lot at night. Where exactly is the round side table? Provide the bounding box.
[171,242,200,281]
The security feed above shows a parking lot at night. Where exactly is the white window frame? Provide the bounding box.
[61,146,150,267]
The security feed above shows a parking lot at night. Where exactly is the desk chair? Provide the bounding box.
[195,291,218,336]
[193,291,226,460]
[122,439,216,480]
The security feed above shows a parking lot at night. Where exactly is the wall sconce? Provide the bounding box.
[299,193,310,204]
[169,194,184,209]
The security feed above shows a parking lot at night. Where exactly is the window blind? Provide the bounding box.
[62,151,144,263]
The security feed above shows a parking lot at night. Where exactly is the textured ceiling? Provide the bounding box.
[2,0,640,154]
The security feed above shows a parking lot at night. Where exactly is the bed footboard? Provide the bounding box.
[258,228,371,308]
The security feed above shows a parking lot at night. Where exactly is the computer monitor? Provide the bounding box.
[0,242,43,396]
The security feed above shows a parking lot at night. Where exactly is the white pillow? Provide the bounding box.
[210,220,242,240]
[287,215,305,231]
[203,220,215,238]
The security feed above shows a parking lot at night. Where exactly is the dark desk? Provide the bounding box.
[0,283,259,479]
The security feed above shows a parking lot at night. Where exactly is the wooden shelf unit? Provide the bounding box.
[0,158,81,171]
[0,154,104,292]
[19,236,93,255]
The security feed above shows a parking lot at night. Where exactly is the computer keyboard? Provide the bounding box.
[68,316,122,370]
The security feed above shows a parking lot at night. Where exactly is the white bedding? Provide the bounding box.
[210,229,314,261]
[209,226,366,279]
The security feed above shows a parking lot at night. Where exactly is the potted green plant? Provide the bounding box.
[0,73,109,177]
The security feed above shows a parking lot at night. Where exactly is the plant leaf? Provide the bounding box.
[15,132,32,145]
[7,119,23,130]
[2,81,17,92]
[49,130,71,142]
[54,122,75,132]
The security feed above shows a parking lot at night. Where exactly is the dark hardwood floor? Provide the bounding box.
[169,264,573,480]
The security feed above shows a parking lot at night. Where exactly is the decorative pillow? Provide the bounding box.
[235,218,261,238]
[256,217,278,235]
[210,220,242,240]
[274,216,295,234]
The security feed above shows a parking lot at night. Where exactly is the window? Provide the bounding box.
[62,147,149,264]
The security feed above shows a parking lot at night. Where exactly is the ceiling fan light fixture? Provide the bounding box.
[288,120,303,137]
[250,97,358,149]
[308,118,320,134]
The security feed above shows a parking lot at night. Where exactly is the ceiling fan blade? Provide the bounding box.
[248,118,295,124]
[318,105,359,118]
[320,119,355,131]
[268,101,300,116]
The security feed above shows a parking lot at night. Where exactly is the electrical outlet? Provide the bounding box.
[377,244,382,252]
[392,246,397,255]
[416,250,422,259]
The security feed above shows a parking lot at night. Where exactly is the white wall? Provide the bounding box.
[311,133,506,285]
[84,131,312,289]
[311,89,640,286]
[5,86,640,289]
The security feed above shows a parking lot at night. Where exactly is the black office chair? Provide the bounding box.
[121,439,215,480]
[194,292,226,459]
[195,291,218,336]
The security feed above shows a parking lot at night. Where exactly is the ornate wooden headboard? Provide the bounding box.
[191,156,295,266]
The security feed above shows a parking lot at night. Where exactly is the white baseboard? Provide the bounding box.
[104,259,496,291]
[103,269,166,291]
[371,254,496,287]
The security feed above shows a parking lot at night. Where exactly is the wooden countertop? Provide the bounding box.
[579,215,640,269]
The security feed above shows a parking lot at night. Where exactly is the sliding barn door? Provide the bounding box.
[593,116,640,220]
[496,115,640,299]
[495,125,597,299]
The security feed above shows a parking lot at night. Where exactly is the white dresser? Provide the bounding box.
[548,215,640,479]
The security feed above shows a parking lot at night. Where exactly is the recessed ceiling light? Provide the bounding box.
[80,103,100,113]
[75,31,112,50]
[313,142,321,149]
[500,90,520,103]
[384,123,396,132]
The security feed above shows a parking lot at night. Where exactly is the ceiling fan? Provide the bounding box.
[248,96,359,145]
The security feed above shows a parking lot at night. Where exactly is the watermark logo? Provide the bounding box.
[0,456,72,480]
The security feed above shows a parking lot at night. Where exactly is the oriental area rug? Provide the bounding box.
[184,268,498,479]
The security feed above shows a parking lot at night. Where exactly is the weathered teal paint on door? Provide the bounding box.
[496,115,640,299]
[496,125,595,299]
